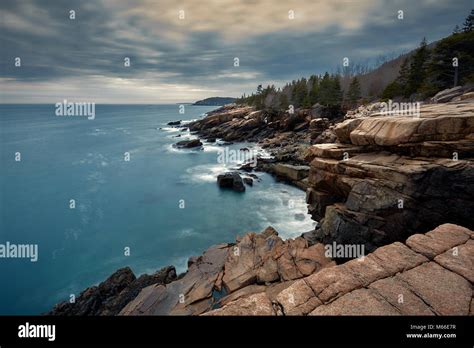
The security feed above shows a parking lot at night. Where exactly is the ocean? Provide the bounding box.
[0,104,315,314]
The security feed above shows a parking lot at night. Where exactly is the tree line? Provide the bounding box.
[235,73,362,118]
[382,10,473,99]
[236,9,473,114]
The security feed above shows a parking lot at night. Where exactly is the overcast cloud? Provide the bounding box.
[0,0,471,103]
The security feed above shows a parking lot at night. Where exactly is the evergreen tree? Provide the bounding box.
[346,77,361,107]
[381,56,409,99]
[332,76,343,106]
[308,75,320,105]
[424,29,474,94]
[463,9,474,32]
[279,94,289,110]
[302,94,312,108]
[398,57,410,88]
[381,80,401,100]
[405,38,429,97]
[291,78,308,108]
[318,73,333,106]
[255,85,264,109]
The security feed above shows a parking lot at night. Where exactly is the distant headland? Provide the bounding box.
[193,97,236,106]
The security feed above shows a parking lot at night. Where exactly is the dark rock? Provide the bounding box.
[175,139,203,148]
[188,256,199,268]
[239,162,255,172]
[47,266,177,316]
[217,172,246,192]
[167,120,181,126]
[243,177,253,186]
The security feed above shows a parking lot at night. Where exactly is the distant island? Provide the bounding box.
[193,97,236,106]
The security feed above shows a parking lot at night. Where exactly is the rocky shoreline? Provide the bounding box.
[48,87,474,316]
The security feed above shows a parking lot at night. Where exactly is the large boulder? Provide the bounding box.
[174,139,203,148]
[217,172,246,192]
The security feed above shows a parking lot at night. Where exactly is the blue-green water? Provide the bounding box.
[0,104,315,314]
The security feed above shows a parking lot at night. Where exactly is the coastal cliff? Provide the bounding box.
[49,88,474,316]
[302,96,474,252]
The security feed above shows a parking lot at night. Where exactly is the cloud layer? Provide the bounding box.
[0,0,471,103]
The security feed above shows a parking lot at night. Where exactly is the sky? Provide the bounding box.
[0,0,472,103]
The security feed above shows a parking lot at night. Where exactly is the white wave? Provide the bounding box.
[183,163,234,183]
[140,254,191,275]
[177,228,200,238]
[202,143,222,153]
[167,131,194,140]
[164,143,202,154]
[87,128,107,136]
[252,187,315,240]
[72,153,109,167]
[181,119,197,125]
[161,126,180,133]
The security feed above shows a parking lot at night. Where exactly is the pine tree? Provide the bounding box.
[381,80,401,100]
[463,9,474,32]
[302,94,312,108]
[346,77,361,107]
[308,75,320,105]
[398,57,410,88]
[405,38,429,97]
[291,78,308,108]
[255,85,264,109]
[424,29,474,94]
[331,76,343,106]
[279,94,289,110]
[318,73,332,106]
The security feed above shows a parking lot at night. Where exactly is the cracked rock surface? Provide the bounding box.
[204,223,473,316]
[118,223,473,316]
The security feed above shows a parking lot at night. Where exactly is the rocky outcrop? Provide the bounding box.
[188,104,334,147]
[119,226,335,315]
[48,266,177,316]
[270,163,310,190]
[51,221,473,317]
[204,224,473,316]
[187,104,338,190]
[217,172,246,192]
[431,85,474,103]
[304,96,474,251]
